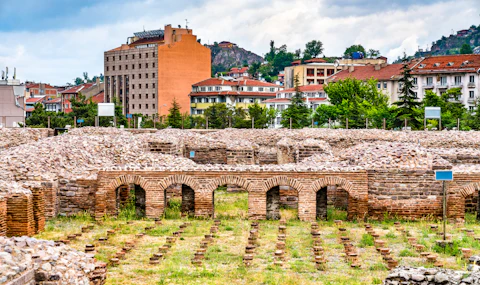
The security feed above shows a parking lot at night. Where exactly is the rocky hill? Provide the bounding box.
[415,24,480,57]
[206,42,263,74]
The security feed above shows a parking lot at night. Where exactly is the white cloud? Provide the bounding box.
[0,0,478,85]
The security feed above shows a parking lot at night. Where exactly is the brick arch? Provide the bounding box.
[106,174,152,193]
[158,174,201,192]
[310,177,358,199]
[459,182,480,198]
[206,175,254,193]
[260,176,305,193]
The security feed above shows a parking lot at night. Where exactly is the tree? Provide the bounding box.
[248,62,261,78]
[367,49,380,58]
[74,77,84,85]
[167,98,182,128]
[83,72,89,82]
[304,40,324,58]
[204,103,230,129]
[248,102,269,128]
[26,104,72,128]
[265,40,276,62]
[344,44,366,58]
[460,43,473,54]
[393,58,422,129]
[313,105,340,126]
[281,75,310,128]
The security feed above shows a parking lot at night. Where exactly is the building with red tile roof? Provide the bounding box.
[25,82,57,98]
[189,77,282,115]
[227,67,249,78]
[25,97,45,117]
[91,92,105,104]
[410,54,480,111]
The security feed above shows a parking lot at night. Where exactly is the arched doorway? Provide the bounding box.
[212,184,248,219]
[311,177,357,221]
[115,183,146,219]
[266,186,299,220]
[163,184,195,218]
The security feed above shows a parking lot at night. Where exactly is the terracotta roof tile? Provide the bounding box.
[60,83,94,94]
[329,64,404,82]
[279,84,324,93]
[91,92,105,104]
[26,97,45,103]
[411,54,480,74]
[189,91,276,97]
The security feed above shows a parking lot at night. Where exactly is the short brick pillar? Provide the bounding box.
[7,192,35,237]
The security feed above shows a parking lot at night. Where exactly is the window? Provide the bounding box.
[208,86,213,91]
[247,87,253,91]
[455,76,462,85]
[440,76,447,86]
[152,93,155,98]
[470,91,475,98]
[383,82,387,89]
[139,104,141,109]
[132,54,135,59]
[200,87,206,91]
[377,83,381,89]
[132,94,135,99]
[426,77,433,86]
[113,66,115,71]
[197,110,204,115]
[238,98,243,103]
[259,87,264,91]
[132,84,135,90]
[146,63,149,68]
[146,94,148,99]
[413,92,418,98]
[132,64,135,70]
[119,65,121,70]
[307,69,315,76]
[139,53,141,59]
[327,69,334,76]
[153,104,155,109]
[152,73,155,78]
[132,104,135,109]
[139,94,142,99]
[146,53,148,58]
[319,79,325,84]
[139,74,141,79]
[119,55,122,60]
[153,52,155,57]
[106,56,109,62]
[270,88,275,92]
[132,74,135,79]
[317,69,325,76]
[125,55,128,60]
[413,78,417,85]
[249,99,254,103]
[125,65,128,70]
[211,98,216,103]
[470,75,475,83]
[215,86,221,91]
[139,63,141,69]
[106,66,109,71]
[152,62,155,68]
[152,83,155,88]
[146,73,148,79]
[146,104,148,109]
[470,106,475,112]
[113,56,115,61]
[139,84,142,89]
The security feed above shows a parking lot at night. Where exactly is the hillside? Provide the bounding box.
[206,41,263,74]
[415,24,480,57]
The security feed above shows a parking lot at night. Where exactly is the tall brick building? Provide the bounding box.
[104,25,211,117]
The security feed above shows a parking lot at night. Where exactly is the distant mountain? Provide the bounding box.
[206,41,263,75]
[415,25,480,57]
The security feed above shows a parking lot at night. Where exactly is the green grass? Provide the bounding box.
[359,233,375,247]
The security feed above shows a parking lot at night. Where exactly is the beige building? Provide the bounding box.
[0,76,25,127]
[104,24,211,117]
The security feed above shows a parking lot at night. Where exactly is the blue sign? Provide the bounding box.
[76,119,84,123]
[435,170,453,181]
[126,114,133,119]
[314,122,318,125]
[190,151,195,158]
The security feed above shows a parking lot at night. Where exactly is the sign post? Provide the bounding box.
[435,170,453,241]
[425,107,441,131]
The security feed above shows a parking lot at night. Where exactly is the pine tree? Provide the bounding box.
[167,97,182,128]
[281,75,311,128]
[393,58,422,129]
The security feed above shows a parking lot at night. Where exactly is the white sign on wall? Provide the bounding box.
[425,107,441,119]
[98,103,115,117]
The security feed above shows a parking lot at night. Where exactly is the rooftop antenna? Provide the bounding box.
[5,67,8,80]
[185,19,189,29]
[143,25,145,32]
[13,67,16,80]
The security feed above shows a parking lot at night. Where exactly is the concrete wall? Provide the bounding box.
[0,85,24,127]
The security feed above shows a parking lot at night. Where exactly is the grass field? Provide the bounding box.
[35,190,480,285]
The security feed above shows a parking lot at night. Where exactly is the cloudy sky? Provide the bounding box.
[0,0,479,85]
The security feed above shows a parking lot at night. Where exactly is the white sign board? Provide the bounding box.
[425,107,441,119]
[98,103,115,117]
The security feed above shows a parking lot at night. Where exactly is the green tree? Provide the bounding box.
[248,62,261,78]
[281,75,310,128]
[304,40,324,58]
[460,43,473,54]
[74,77,84,85]
[393,58,422,129]
[167,98,182,128]
[204,103,230,129]
[313,105,340,127]
[367,49,380,58]
[248,102,269,128]
[265,40,276,62]
[344,44,366,58]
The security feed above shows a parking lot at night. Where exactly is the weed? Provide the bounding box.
[359,233,374,247]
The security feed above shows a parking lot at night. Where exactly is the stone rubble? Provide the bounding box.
[0,236,103,285]
[383,266,480,284]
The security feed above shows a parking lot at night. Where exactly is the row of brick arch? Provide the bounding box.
[105,174,359,198]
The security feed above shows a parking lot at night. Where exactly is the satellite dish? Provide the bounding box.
[334,60,340,68]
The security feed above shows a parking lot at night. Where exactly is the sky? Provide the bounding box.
[0,0,479,85]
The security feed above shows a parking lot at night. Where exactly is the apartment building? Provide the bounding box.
[0,76,25,127]
[410,54,480,111]
[189,78,282,115]
[264,85,327,128]
[104,25,211,117]
[327,63,404,103]
[25,83,57,98]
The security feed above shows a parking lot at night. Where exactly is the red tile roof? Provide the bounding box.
[91,92,105,104]
[329,64,404,82]
[279,84,324,93]
[26,97,45,103]
[229,67,249,74]
[411,54,480,74]
[189,91,276,97]
[263,97,327,103]
[60,83,94,94]
[43,98,62,104]
[26,108,34,112]
[193,78,280,88]
[26,83,56,89]
[238,79,279,87]
[304,58,327,63]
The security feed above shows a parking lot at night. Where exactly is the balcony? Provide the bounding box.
[437,84,448,89]
[451,82,463,88]
[423,83,435,89]
[449,96,463,103]
[468,82,476,88]
[468,97,477,103]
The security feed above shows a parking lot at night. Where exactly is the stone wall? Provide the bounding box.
[7,193,35,237]
[226,148,255,165]
[31,188,45,234]
[367,170,443,219]
[279,186,298,209]
[327,185,349,210]
[277,145,295,165]
[0,197,6,236]
[41,181,58,219]
[256,149,277,165]
[57,178,97,216]
[184,146,227,164]
[384,266,480,285]
[148,141,183,156]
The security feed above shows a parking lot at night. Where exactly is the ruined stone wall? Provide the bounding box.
[256,149,277,165]
[279,186,298,209]
[327,185,349,210]
[0,197,6,236]
[226,148,255,165]
[42,181,58,219]
[148,141,183,156]
[57,178,97,216]
[277,145,295,164]
[31,188,45,234]
[184,147,227,164]
[446,173,480,221]
[7,193,35,237]
[367,170,443,219]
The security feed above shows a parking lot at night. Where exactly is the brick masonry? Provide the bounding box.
[0,198,6,237]
[7,193,35,237]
